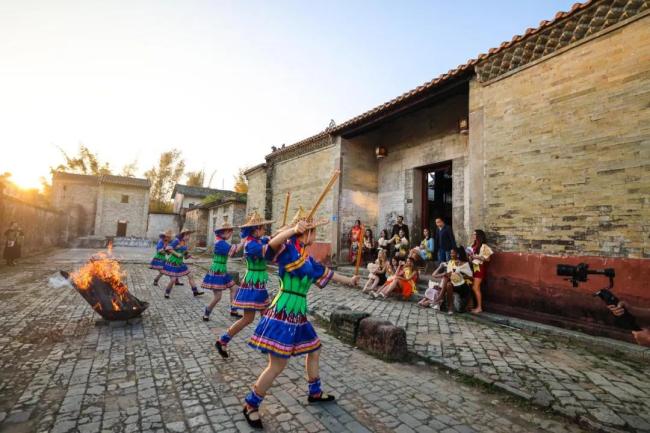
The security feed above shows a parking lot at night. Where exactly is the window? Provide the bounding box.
[121,195,129,203]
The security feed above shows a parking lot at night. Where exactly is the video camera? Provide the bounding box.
[557,263,640,331]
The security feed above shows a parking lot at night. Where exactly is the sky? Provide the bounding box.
[0,0,576,190]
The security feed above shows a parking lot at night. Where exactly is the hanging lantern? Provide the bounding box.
[375,146,388,159]
[459,118,469,135]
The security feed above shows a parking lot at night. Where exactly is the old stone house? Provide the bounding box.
[171,185,238,215]
[245,0,650,341]
[52,172,151,238]
[182,195,246,249]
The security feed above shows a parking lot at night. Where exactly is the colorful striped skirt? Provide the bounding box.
[248,309,321,358]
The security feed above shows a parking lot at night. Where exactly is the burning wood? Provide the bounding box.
[58,252,148,321]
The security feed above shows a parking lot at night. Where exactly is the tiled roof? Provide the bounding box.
[243,163,267,176]
[100,175,150,188]
[265,131,331,161]
[52,171,99,184]
[172,184,238,199]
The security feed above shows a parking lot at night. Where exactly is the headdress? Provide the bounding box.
[239,211,274,228]
[214,220,236,233]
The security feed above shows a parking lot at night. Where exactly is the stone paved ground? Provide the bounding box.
[0,248,589,433]
[286,266,650,433]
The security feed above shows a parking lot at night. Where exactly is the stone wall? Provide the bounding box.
[245,168,267,216]
[0,194,65,257]
[342,92,469,251]
[207,202,246,244]
[94,184,150,238]
[182,207,209,248]
[51,177,98,238]
[471,14,650,259]
[146,213,181,239]
[269,144,338,241]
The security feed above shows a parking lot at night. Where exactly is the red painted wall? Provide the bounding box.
[485,252,650,342]
[309,242,332,265]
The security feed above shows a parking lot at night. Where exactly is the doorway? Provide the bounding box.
[116,221,127,237]
[422,162,452,232]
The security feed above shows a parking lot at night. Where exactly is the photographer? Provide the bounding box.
[607,302,650,347]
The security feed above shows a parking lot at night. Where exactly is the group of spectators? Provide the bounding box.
[351,216,493,314]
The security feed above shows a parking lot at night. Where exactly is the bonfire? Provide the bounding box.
[62,246,148,321]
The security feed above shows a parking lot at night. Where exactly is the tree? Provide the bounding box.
[185,170,205,187]
[51,144,112,176]
[120,160,139,177]
[145,149,185,212]
[233,167,248,193]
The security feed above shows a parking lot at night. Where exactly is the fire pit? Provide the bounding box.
[62,252,148,321]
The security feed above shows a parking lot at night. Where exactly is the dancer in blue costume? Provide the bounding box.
[241,208,359,429]
[162,230,204,298]
[150,229,172,286]
[215,211,274,357]
[201,220,243,321]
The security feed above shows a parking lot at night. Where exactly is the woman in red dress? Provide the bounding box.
[468,229,493,314]
[348,219,362,264]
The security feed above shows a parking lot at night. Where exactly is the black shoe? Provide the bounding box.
[153,280,159,286]
[214,340,229,359]
[243,406,263,429]
[230,311,243,318]
[193,290,205,297]
[308,393,336,403]
[202,315,210,322]
[164,292,170,299]
[175,281,184,286]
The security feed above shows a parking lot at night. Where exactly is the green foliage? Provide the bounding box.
[51,144,112,176]
[145,149,185,212]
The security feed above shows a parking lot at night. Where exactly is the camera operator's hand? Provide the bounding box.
[607,301,627,317]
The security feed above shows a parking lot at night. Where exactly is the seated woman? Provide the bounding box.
[418,228,435,262]
[417,262,447,308]
[374,256,418,300]
[435,247,473,315]
[376,229,392,256]
[362,228,375,264]
[394,229,410,259]
[362,249,389,294]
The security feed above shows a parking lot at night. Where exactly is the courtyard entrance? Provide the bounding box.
[422,161,452,231]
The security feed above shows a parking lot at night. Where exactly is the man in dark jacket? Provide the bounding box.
[391,215,409,240]
[435,217,456,263]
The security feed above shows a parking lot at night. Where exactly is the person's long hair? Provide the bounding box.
[423,227,431,239]
[472,230,487,250]
[380,229,388,239]
[364,228,373,241]
[456,246,469,263]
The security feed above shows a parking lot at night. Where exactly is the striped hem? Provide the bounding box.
[231,301,269,311]
[201,281,235,290]
[316,268,334,288]
[248,338,321,358]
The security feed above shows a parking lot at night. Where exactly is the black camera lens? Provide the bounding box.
[556,264,576,277]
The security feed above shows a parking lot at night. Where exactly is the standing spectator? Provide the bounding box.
[3,221,24,266]
[435,217,456,262]
[348,220,363,264]
[468,229,493,314]
[391,215,409,241]
[376,229,392,255]
[362,228,375,264]
[418,228,435,261]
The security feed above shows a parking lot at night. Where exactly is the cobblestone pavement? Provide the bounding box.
[276,266,650,433]
[0,248,589,433]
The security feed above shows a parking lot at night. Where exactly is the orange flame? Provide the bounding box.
[71,252,129,306]
[111,299,121,311]
[92,302,102,311]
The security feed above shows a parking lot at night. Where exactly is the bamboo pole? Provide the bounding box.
[306,170,340,220]
[281,192,291,227]
[354,224,364,276]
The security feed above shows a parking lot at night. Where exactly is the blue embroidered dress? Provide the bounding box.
[231,236,273,311]
[149,237,167,270]
[249,238,334,358]
[162,237,190,277]
[201,237,238,290]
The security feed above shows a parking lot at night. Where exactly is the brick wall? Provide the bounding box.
[94,185,150,238]
[0,194,65,256]
[51,178,98,237]
[183,207,209,248]
[270,145,338,241]
[245,168,267,216]
[471,14,650,259]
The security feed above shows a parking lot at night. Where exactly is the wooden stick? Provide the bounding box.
[307,170,340,220]
[281,192,291,226]
[354,224,364,276]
